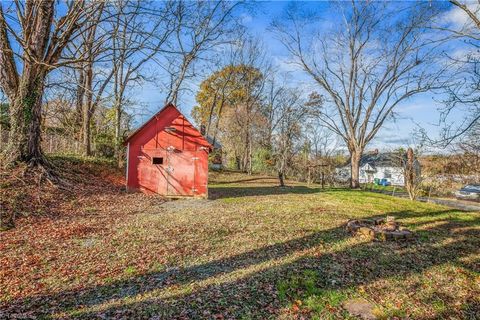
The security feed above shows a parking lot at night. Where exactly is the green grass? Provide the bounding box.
[1,168,479,319]
[278,270,354,318]
[361,182,406,193]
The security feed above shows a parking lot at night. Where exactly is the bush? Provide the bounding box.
[95,143,115,158]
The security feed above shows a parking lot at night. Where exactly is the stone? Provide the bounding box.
[386,216,396,223]
[358,227,375,238]
[359,219,375,226]
[346,217,414,242]
[391,231,406,240]
[383,223,398,231]
[343,298,377,319]
[346,220,360,232]
[399,230,414,239]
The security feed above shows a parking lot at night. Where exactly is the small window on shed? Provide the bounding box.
[152,157,163,165]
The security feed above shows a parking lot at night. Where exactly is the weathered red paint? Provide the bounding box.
[124,104,211,197]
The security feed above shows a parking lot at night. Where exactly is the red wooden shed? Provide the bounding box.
[124,103,212,197]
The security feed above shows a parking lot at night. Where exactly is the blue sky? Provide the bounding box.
[134,1,469,152]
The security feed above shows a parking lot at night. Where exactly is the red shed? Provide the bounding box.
[124,103,211,197]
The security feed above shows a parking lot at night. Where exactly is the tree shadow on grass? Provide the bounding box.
[208,185,420,200]
[207,185,349,199]
[1,210,479,319]
[209,176,276,185]
[208,173,348,199]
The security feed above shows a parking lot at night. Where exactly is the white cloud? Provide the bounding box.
[442,3,480,29]
[396,103,431,115]
[450,47,480,60]
[272,55,302,73]
[240,13,252,25]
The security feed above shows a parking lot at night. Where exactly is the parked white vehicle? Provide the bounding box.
[455,185,480,201]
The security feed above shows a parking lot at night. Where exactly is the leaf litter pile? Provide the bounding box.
[1,157,479,319]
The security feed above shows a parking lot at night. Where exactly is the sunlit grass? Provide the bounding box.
[1,166,479,319]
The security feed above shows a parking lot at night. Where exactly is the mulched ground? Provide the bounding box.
[1,158,479,319]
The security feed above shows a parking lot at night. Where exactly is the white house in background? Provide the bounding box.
[336,151,416,186]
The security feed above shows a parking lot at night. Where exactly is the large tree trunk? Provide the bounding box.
[114,100,122,168]
[82,105,92,156]
[3,74,47,167]
[278,170,285,187]
[82,64,94,156]
[75,66,85,142]
[242,131,249,173]
[248,133,253,175]
[350,148,363,188]
[278,157,286,187]
[404,147,419,200]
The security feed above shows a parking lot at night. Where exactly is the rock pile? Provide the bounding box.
[345,216,413,241]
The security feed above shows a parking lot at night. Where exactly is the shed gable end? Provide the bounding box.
[127,104,211,151]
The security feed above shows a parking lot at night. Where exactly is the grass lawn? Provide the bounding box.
[1,158,479,319]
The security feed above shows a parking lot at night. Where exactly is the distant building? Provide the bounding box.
[336,151,420,186]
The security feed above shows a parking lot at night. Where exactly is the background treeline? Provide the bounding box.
[0,0,243,169]
[0,0,479,188]
[190,44,346,185]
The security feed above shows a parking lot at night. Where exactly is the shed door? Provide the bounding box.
[166,150,196,196]
[137,150,164,194]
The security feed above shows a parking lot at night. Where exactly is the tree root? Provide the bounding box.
[1,153,70,189]
[25,157,73,190]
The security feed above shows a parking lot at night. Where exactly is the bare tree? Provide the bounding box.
[402,147,422,200]
[273,1,446,188]
[428,1,480,145]
[449,122,480,179]
[303,92,341,159]
[108,0,175,166]
[266,80,309,186]
[0,1,100,172]
[237,39,271,174]
[192,45,243,146]
[108,0,240,167]
[162,1,242,106]
[450,1,480,30]
[71,2,116,156]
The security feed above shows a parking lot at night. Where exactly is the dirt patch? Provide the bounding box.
[159,198,219,212]
[343,298,377,319]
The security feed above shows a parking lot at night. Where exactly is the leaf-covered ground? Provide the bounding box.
[1,158,479,319]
